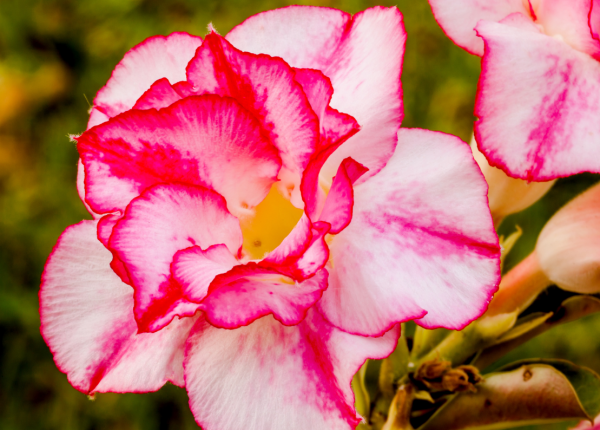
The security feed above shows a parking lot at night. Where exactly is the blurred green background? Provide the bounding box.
[0,0,598,429]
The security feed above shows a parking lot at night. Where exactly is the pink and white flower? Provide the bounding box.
[429,0,600,181]
[40,6,500,429]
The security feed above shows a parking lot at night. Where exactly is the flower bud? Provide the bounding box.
[536,182,600,294]
[471,138,555,223]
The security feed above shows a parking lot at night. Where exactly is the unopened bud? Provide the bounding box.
[471,139,555,224]
[536,183,600,294]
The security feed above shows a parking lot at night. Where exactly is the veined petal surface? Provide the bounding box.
[475,17,600,180]
[184,311,400,430]
[227,6,405,183]
[40,221,196,394]
[89,32,202,127]
[78,95,281,216]
[428,0,532,56]
[109,184,242,333]
[186,33,319,205]
[319,129,500,336]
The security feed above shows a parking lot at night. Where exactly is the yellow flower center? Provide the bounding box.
[240,185,304,260]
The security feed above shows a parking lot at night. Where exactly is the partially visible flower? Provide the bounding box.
[537,181,600,294]
[429,0,600,181]
[571,413,600,429]
[487,182,600,316]
[41,6,500,429]
[470,137,554,224]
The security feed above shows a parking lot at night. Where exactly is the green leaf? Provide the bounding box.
[419,359,600,430]
[498,359,600,419]
[491,312,553,344]
[380,332,411,397]
[411,327,450,360]
[354,361,371,419]
[476,295,600,370]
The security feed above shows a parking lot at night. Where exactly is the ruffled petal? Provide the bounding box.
[428,0,532,55]
[318,157,368,234]
[40,220,196,394]
[78,95,281,216]
[184,310,400,430]
[301,110,360,220]
[97,214,131,285]
[186,33,319,205]
[109,184,242,333]
[172,244,238,302]
[227,6,405,183]
[76,159,100,219]
[532,0,600,58]
[132,77,185,110]
[199,266,329,328]
[319,129,501,336]
[89,32,202,127]
[475,17,600,180]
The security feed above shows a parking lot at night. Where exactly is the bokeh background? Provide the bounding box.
[0,0,598,429]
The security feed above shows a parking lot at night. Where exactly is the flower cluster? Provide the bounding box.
[40,5,504,430]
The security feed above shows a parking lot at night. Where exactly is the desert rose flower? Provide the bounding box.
[470,137,554,224]
[429,0,600,181]
[488,182,600,316]
[40,6,500,429]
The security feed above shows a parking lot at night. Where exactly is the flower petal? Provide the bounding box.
[184,310,400,430]
[132,77,185,110]
[172,244,238,302]
[319,157,368,234]
[78,95,281,216]
[227,6,405,183]
[475,17,600,180]
[200,266,329,328]
[532,0,600,58]
[40,220,196,394]
[186,33,319,206]
[319,129,501,336]
[428,0,532,55]
[109,184,242,333]
[89,32,202,127]
[301,109,360,220]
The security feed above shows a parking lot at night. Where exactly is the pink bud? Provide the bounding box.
[536,182,600,294]
[471,139,554,224]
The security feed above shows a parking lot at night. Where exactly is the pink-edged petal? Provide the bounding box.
[184,310,400,430]
[475,17,600,180]
[172,244,238,302]
[262,216,331,280]
[591,0,600,41]
[186,33,319,206]
[532,0,600,58]
[132,77,184,110]
[319,157,368,234]
[227,6,351,70]
[301,109,360,220]
[97,214,131,285]
[40,220,197,394]
[76,159,100,219]
[109,184,242,333]
[264,214,313,266]
[227,6,405,184]
[428,0,532,56]
[319,129,501,336]
[78,95,281,216]
[319,7,405,182]
[89,32,202,126]
[293,68,334,124]
[199,266,328,329]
